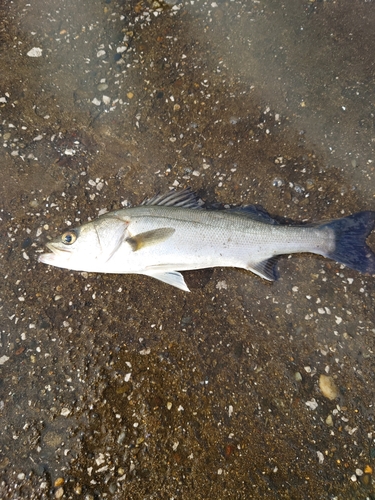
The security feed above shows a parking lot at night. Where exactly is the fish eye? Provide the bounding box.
[61,230,77,245]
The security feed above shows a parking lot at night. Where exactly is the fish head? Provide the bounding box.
[39,215,130,271]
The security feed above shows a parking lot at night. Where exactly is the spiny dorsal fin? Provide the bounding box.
[126,227,175,251]
[142,188,203,209]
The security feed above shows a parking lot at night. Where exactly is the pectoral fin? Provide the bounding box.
[142,270,190,292]
[126,227,175,251]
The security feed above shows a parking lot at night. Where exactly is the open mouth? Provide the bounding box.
[38,242,71,265]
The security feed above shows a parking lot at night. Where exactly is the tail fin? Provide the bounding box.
[320,211,375,274]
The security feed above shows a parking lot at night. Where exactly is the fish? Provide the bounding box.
[39,188,375,291]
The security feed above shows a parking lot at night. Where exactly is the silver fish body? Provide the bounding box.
[39,189,375,291]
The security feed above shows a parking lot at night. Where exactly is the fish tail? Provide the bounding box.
[320,211,375,274]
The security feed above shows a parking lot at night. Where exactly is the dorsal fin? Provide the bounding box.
[142,188,203,209]
[229,205,278,225]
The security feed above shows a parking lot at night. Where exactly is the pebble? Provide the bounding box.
[97,83,108,91]
[54,477,64,487]
[117,431,126,445]
[127,92,134,99]
[55,488,64,499]
[305,399,318,410]
[0,356,9,365]
[27,47,43,57]
[319,374,339,400]
[325,414,333,427]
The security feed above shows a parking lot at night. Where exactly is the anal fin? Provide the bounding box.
[248,257,279,281]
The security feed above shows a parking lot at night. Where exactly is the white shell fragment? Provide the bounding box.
[27,47,43,57]
[0,355,10,365]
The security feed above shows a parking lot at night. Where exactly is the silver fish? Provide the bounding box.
[39,188,375,291]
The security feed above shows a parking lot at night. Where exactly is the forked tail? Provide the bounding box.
[319,211,375,274]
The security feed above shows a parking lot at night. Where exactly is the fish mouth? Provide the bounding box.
[38,242,71,265]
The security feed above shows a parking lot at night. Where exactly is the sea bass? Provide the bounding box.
[39,188,375,291]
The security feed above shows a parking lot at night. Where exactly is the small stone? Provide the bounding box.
[325,414,333,427]
[117,431,126,445]
[305,399,318,410]
[102,95,111,105]
[127,92,134,99]
[319,374,339,400]
[92,98,101,106]
[97,83,108,91]
[74,484,82,494]
[55,487,64,499]
[27,47,43,57]
[54,478,64,487]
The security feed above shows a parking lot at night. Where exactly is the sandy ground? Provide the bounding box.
[1,0,375,498]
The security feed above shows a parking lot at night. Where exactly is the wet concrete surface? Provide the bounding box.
[1,0,375,498]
